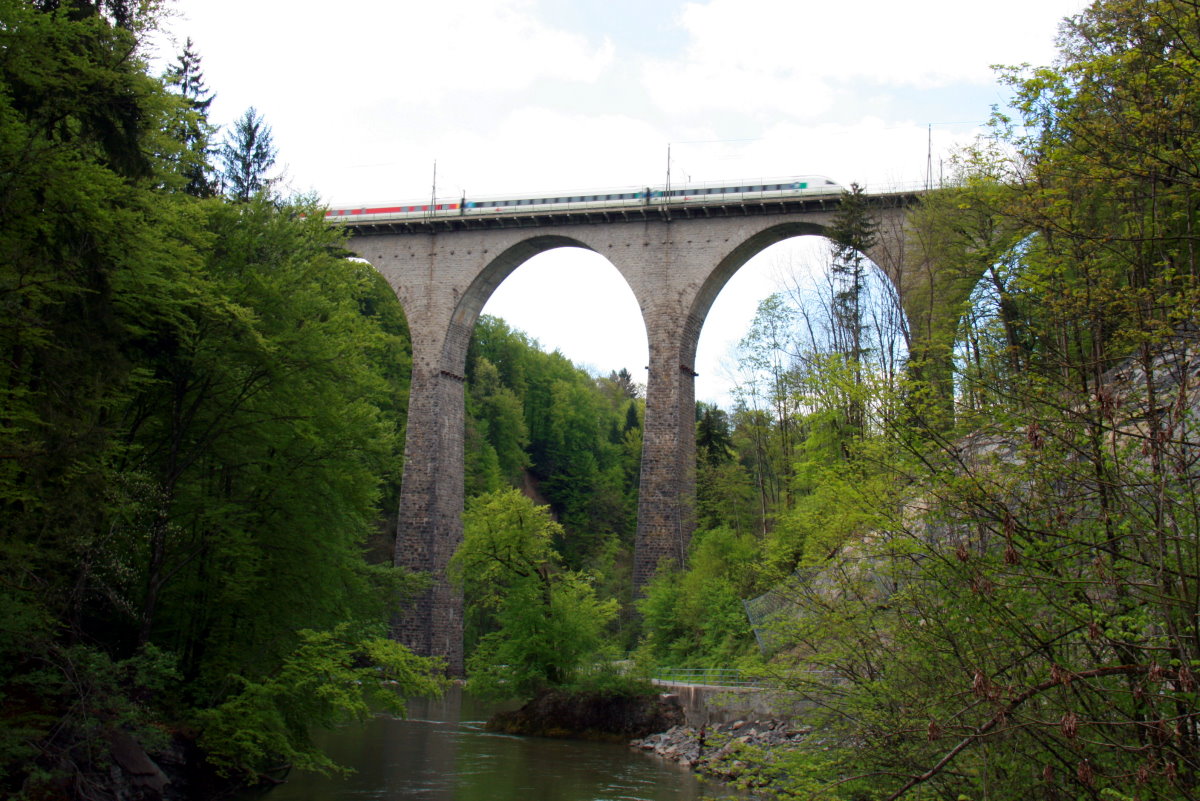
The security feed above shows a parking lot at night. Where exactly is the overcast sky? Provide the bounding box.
[151,0,1090,406]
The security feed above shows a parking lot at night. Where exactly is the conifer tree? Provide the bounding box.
[826,182,878,433]
[219,106,276,200]
[165,37,216,196]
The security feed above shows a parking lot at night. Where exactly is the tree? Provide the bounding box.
[0,4,439,790]
[219,106,276,200]
[165,37,217,196]
[825,183,880,434]
[638,526,763,668]
[451,489,617,700]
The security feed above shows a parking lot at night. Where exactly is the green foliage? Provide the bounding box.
[638,527,763,668]
[218,106,276,200]
[453,490,617,700]
[0,3,436,792]
[163,37,217,197]
[637,7,1200,800]
[197,625,445,779]
[465,316,642,568]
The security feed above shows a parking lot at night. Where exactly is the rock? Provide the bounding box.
[630,713,811,795]
[109,729,170,798]
[487,689,686,741]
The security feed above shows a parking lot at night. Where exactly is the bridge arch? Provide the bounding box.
[690,221,830,337]
[441,234,647,377]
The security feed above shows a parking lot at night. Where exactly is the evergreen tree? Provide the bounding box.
[219,105,276,200]
[826,182,878,433]
[165,36,216,197]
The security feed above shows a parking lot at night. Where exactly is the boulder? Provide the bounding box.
[487,689,686,741]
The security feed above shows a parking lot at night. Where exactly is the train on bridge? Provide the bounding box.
[324,176,841,223]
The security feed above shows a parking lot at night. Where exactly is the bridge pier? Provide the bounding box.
[392,364,465,673]
[634,306,702,588]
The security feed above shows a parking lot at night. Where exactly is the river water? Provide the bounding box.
[253,687,740,801]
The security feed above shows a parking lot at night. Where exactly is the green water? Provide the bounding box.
[253,687,739,801]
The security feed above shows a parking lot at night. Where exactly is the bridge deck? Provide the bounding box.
[340,190,917,236]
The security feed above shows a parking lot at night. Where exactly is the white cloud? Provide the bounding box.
[158,0,614,122]
[641,0,1090,117]
[482,250,649,380]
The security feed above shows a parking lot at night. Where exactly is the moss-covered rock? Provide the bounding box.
[486,689,685,741]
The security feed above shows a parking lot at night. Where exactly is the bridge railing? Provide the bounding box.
[652,667,766,688]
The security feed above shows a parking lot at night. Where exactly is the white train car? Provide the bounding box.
[324,176,841,223]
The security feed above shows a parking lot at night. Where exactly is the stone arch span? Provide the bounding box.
[345,195,916,672]
[631,219,913,590]
[378,230,648,672]
[686,220,912,366]
[439,234,649,377]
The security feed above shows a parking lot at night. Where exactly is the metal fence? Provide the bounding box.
[652,667,765,688]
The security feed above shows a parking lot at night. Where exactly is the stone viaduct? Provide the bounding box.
[342,189,922,672]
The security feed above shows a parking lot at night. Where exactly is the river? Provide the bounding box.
[250,687,742,801]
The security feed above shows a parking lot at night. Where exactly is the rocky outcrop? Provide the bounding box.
[486,689,686,741]
[632,718,811,787]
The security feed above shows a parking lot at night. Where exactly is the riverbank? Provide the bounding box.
[632,718,811,794]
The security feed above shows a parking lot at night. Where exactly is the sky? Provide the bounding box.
[150,0,1091,406]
